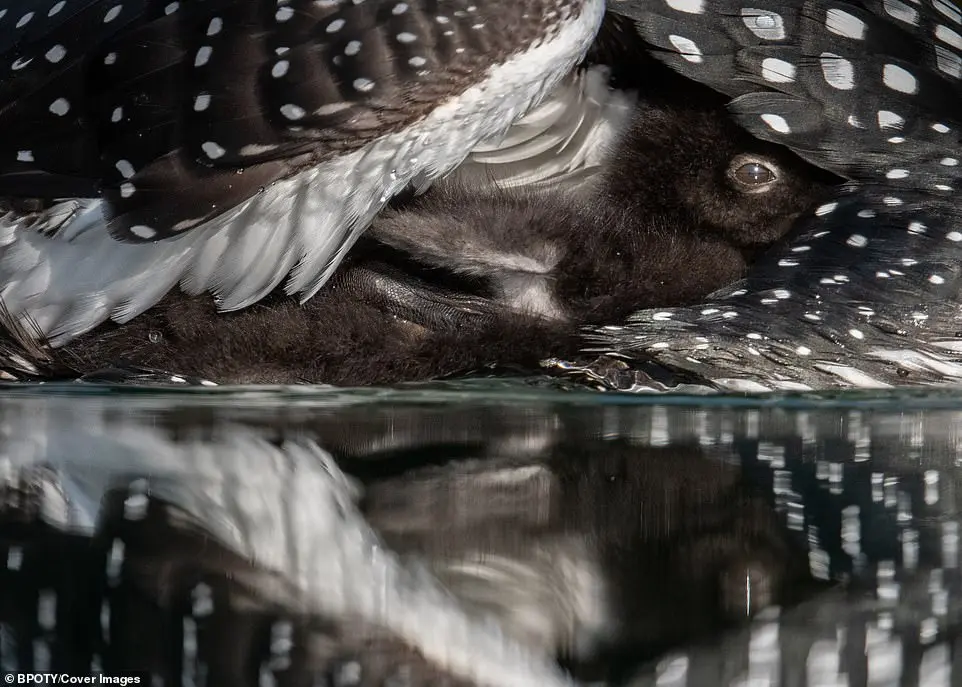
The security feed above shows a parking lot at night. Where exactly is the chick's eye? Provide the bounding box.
[733,162,777,185]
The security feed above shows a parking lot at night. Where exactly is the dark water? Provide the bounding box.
[2,381,962,686]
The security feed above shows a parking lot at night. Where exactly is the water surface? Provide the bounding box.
[1,381,961,686]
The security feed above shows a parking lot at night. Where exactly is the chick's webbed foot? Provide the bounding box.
[331,255,508,334]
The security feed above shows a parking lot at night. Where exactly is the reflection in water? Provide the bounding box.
[364,441,815,683]
[1,389,962,685]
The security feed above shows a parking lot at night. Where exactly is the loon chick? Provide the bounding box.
[0,0,605,345]
[0,58,838,386]
[582,0,962,392]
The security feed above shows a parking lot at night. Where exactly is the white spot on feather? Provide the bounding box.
[668,35,703,62]
[48,98,70,116]
[825,9,866,39]
[130,225,157,240]
[883,64,918,93]
[761,58,796,83]
[742,9,786,40]
[45,45,66,63]
[761,114,791,133]
[202,141,226,159]
[821,53,855,89]
[878,110,905,130]
[666,0,705,13]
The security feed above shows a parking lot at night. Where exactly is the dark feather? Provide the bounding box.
[0,300,68,380]
[0,0,590,242]
[626,0,961,187]
[591,0,962,390]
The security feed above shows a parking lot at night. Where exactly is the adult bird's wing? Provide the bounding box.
[589,0,962,391]
[442,11,645,193]
[0,0,605,343]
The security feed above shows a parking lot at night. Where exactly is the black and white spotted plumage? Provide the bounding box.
[587,187,962,391]
[625,0,962,189]
[0,0,604,342]
[0,35,839,388]
[1,0,588,236]
[590,0,962,391]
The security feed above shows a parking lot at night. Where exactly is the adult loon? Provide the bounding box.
[0,0,605,344]
[581,0,962,392]
[0,32,838,386]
